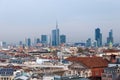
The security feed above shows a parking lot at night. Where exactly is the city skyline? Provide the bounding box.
[0,0,120,43]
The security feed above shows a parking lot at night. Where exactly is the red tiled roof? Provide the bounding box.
[66,57,108,68]
[103,49,120,53]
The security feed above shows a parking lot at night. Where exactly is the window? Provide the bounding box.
[1,78,3,80]
[6,77,8,80]
[4,77,6,80]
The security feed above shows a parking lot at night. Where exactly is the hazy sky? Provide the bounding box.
[0,0,120,43]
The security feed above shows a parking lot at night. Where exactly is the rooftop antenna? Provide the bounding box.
[56,20,58,29]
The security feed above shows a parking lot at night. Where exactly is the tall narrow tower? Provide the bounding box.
[107,29,113,45]
[52,21,60,46]
[56,20,58,29]
[95,28,102,47]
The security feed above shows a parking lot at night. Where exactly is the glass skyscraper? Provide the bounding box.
[36,38,40,44]
[95,28,102,47]
[60,35,66,44]
[107,29,113,44]
[86,38,91,47]
[52,24,60,46]
[34,38,40,45]
[41,35,48,44]
[25,38,31,47]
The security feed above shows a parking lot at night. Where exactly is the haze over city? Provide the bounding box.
[0,0,120,43]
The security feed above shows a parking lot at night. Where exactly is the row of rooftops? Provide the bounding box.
[0,46,120,77]
[66,56,109,68]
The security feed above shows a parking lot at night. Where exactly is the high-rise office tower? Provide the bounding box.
[86,38,91,47]
[49,35,52,46]
[19,41,23,46]
[60,35,66,44]
[107,29,113,45]
[0,41,7,48]
[25,38,31,47]
[93,40,97,47]
[36,38,40,44]
[52,22,60,46]
[41,35,48,45]
[34,38,40,45]
[95,28,102,47]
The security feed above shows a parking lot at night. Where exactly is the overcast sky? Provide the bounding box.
[0,0,120,43]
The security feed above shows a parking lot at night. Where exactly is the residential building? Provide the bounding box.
[66,57,108,80]
[14,71,31,80]
[103,49,120,56]
[102,66,120,80]
[9,58,24,64]
[101,58,120,80]
[108,57,120,68]
[0,68,14,80]
[103,49,120,62]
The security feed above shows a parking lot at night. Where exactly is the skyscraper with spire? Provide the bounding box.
[52,21,60,46]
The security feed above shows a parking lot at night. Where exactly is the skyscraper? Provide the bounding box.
[86,38,91,47]
[41,35,48,45]
[60,35,66,44]
[19,41,23,46]
[25,38,31,47]
[107,29,113,44]
[52,22,60,46]
[0,41,7,48]
[36,38,40,44]
[34,38,40,45]
[95,28,102,47]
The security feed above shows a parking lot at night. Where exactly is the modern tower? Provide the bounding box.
[107,29,113,45]
[95,28,102,47]
[36,38,40,44]
[86,38,91,47]
[34,38,40,45]
[25,38,31,47]
[52,22,60,46]
[60,35,66,44]
[19,41,23,46]
[41,35,48,45]
[0,41,7,48]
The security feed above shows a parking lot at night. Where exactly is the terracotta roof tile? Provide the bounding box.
[103,49,120,53]
[66,57,108,68]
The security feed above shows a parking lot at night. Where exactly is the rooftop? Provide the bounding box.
[103,49,120,53]
[66,56,109,68]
